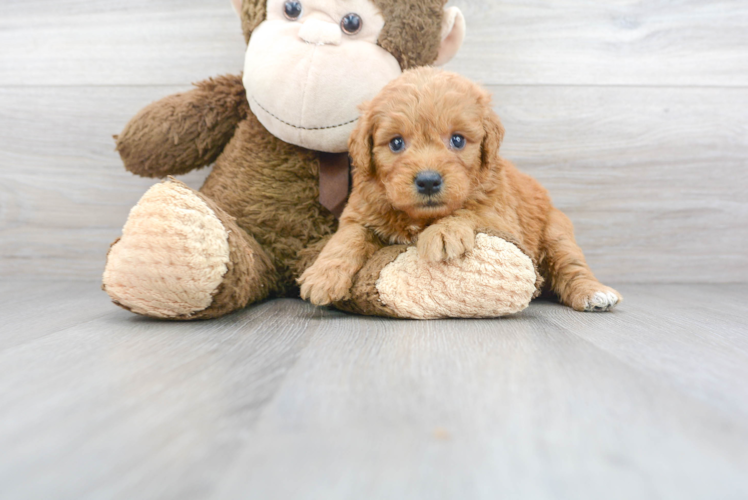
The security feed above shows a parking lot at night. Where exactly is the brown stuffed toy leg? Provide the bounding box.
[337,231,542,319]
[103,178,277,320]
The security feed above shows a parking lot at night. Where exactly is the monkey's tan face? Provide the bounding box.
[243,0,402,153]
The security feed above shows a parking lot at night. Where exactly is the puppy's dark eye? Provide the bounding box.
[450,134,466,150]
[341,13,363,35]
[284,1,302,20]
[389,137,405,153]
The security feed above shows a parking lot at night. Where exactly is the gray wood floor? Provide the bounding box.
[1,281,747,499]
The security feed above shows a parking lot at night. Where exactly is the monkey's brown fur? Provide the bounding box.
[106,0,452,318]
[300,68,622,312]
[116,75,250,179]
[239,0,445,69]
[115,74,336,300]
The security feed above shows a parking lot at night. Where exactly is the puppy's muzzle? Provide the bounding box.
[415,171,443,196]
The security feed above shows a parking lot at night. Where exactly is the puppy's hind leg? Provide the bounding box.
[543,208,622,312]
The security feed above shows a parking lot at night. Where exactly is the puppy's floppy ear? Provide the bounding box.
[481,107,505,168]
[348,103,377,180]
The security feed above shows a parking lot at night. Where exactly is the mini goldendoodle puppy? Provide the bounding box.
[300,67,621,313]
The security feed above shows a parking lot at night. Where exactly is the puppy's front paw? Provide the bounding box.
[417,223,475,263]
[299,263,354,306]
[567,284,622,312]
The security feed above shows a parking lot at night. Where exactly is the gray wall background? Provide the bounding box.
[1,0,746,283]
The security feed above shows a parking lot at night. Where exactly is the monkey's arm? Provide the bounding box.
[115,74,249,178]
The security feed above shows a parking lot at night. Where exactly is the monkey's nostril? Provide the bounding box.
[414,171,443,196]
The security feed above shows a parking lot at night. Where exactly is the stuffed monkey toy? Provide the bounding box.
[103,0,541,320]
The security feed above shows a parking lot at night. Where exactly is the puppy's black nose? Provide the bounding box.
[415,171,443,196]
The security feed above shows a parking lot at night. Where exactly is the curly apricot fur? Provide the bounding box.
[301,68,622,312]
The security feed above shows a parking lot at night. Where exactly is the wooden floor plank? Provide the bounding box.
[215,300,748,500]
[0,278,61,301]
[537,285,748,420]
[1,284,747,498]
[0,299,325,500]
[0,280,116,351]
[630,284,748,323]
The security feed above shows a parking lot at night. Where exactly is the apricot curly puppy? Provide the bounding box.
[300,67,622,313]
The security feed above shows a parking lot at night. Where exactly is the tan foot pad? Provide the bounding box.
[376,234,537,319]
[103,180,230,319]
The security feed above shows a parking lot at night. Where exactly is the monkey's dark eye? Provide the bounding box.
[389,137,405,153]
[450,134,466,150]
[341,13,363,35]
[284,1,302,20]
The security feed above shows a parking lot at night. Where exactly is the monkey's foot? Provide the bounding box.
[103,178,275,320]
[339,232,541,319]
